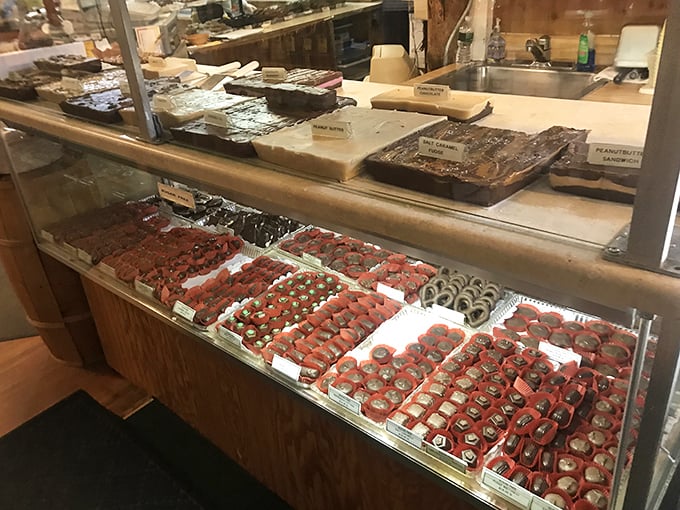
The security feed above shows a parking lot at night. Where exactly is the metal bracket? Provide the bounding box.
[604,223,680,277]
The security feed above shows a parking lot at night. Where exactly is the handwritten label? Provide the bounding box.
[271,353,302,381]
[432,304,466,325]
[311,120,353,139]
[539,341,582,367]
[148,55,166,66]
[173,300,197,322]
[587,143,643,169]
[99,262,117,278]
[118,79,130,96]
[531,496,563,510]
[386,418,423,448]
[328,384,362,414]
[40,229,54,243]
[261,67,288,82]
[134,279,155,298]
[482,468,533,509]
[152,94,177,111]
[419,136,467,163]
[77,248,93,265]
[301,252,322,266]
[203,110,230,128]
[157,182,196,209]
[414,83,450,98]
[424,443,467,473]
[63,243,78,257]
[61,76,84,93]
[376,282,405,303]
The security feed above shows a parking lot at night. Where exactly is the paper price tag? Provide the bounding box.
[218,325,241,344]
[98,262,117,278]
[157,182,196,209]
[311,120,353,139]
[386,418,423,448]
[40,229,54,243]
[261,67,288,82]
[424,443,467,473]
[134,279,155,298]
[482,468,533,509]
[148,55,166,66]
[271,354,302,381]
[118,79,130,96]
[539,341,582,366]
[531,496,563,510]
[414,83,450,98]
[153,94,177,112]
[203,110,230,128]
[328,384,361,414]
[587,143,644,169]
[77,248,93,265]
[63,243,78,257]
[418,136,467,163]
[376,282,405,303]
[173,300,197,322]
[432,304,466,325]
[61,76,84,93]
[301,252,322,266]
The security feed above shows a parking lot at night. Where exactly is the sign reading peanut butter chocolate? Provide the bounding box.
[418,136,467,163]
[414,83,449,99]
[587,143,644,169]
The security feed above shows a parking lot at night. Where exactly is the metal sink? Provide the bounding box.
[426,62,606,100]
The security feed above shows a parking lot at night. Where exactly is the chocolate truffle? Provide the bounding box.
[556,475,579,496]
[584,489,608,510]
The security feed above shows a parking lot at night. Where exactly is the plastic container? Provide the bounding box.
[456,16,473,65]
[486,18,506,62]
[576,11,596,72]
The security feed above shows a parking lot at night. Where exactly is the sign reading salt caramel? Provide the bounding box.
[418,137,467,163]
[203,110,230,128]
[482,468,533,509]
[261,67,288,82]
[414,83,450,99]
[61,76,84,93]
[311,120,353,139]
[587,143,644,169]
[157,182,196,209]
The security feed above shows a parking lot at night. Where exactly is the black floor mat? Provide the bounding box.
[125,400,292,510]
[0,391,204,510]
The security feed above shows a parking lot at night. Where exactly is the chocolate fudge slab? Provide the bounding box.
[0,70,60,101]
[365,122,588,206]
[224,68,343,97]
[34,55,102,74]
[60,88,134,124]
[170,96,356,157]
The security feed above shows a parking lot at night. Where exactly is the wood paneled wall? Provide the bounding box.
[426,0,668,69]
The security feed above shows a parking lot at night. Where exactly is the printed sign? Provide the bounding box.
[203,110,230,128]
[482,468,533,509]
[386,418,423,448]
[539,341,582,366]
[328,385,361,414]
[261,67,288,82]
[432,304,466,325]
[418,137,467,163]
[376,283,405,303]
[272,354,302,381]
[414,83,450,98]
[173,300,197,322]
[157,182,196,209]
[587,143,644,169]
[311,120,353,139]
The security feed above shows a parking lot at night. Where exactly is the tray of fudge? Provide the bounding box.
[35,68,127,104]
[0,69,61,101]
[170,94,356,157]
[252,107,446,182]
[223,68,343,97]
[364,122,587,206]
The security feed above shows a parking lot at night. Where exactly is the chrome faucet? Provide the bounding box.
[526,35,551,66]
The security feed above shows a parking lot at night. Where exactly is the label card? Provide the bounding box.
[271,353,302,381]
[40,229,54,243]
[376,282,405,303]
[311,120,353,139]
[418,136,467,163]
[218,325,241,345]
[63,243,78,257]
[203,110,230,128]
[328,384,361,415]
[173,300,197,322]
[386,418,423,448]
[118,79,131,96]
[157,182,196,209]
[432,304,466,325]
[99,262,117,278]
[539,341,582,366]
[152,94,177,112]
[482,468,533,509]
[61,76,84,93]
[321,5,331,12]
[424,443,467,473]
[134,279,155,298]
[587,143,644,169]
[77,248,93,265]
[531,496,563,510]
[301,252,322,266]
[148,55,165,67]
[414,83,450,98]
[261,67,288,82]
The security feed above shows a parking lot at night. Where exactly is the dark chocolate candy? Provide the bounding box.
[510,470,528,487]
[521,441,540,466]
[540,451,555,472]
[533,421,555,441]
[504,433,522,456]
[530,475,549,496]
[491,460,511,476]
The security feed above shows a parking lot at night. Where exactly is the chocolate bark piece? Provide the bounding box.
[170,96,355,157]
[224,68,343,97]
[265,83,338,111]
[366,122,587,206]
[60,88,134,123]
[34,54,102,73]
[0,70,60,101]
[35,69,127,103]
